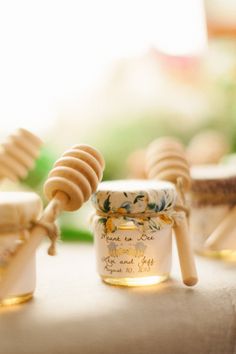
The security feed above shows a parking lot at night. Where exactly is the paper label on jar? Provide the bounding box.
[0,234,36,297]
[94,226,172,278]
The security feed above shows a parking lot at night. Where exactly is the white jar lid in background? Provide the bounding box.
[0,192,42,231]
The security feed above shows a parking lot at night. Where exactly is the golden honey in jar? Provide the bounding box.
[0,192,42,306]
[91,180,177,287]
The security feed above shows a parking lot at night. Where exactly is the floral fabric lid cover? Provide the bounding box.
[92,180,176,214]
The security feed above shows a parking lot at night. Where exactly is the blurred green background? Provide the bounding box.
[1,1,236,242]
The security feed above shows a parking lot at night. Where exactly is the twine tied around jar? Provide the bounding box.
[0,221,59,256]
[95,206,187,235]
[30,220,59,256]
[30,199,61,256]
[0,202,61,257]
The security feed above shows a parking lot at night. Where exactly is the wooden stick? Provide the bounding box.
[205,206,236,250]
[173,178,198,286]
[173,212,198,286]
[0,192,67,301]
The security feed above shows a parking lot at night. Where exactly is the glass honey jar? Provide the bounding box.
[190,165,236,260]
[91,180,177,287]
[0,192,42,306]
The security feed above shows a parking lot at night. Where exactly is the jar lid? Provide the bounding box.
[190,165,236,205]
[191,165,236,180]
[92,179,176,214]
[0,192,42,229]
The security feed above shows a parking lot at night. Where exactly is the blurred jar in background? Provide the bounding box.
[189,164,236,260]
[0,192,42,306]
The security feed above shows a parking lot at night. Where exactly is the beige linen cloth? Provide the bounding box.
[0,243,236,354]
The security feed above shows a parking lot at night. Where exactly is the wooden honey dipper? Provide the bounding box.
[0,128,42,182]
[146,137,198,286]
[0,144,105,300]
[205,206,236,251]
[146,137,191,192]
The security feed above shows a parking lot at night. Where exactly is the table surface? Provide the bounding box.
[1,243,236,354]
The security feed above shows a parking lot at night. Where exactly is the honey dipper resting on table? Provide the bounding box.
[146,137,198,286]
[0,144,105,300]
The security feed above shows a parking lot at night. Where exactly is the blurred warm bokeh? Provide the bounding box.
[1,0,236,239]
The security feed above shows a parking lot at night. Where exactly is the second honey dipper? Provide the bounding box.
[0,144,105,300]
[146,137,198,286]
[0,128,42,182]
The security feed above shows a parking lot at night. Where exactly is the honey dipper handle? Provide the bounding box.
[205,206,236,250]
[0,192,68,301]
[173,213,198,286]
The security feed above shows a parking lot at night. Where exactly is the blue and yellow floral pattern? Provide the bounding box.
[92,180,176,215]
[92,180,176,237]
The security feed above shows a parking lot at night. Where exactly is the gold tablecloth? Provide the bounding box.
[0,243,236,354]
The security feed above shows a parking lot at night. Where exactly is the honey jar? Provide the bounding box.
[190,165,236,259]
[0,192,42,305]
[91,180,177,286]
